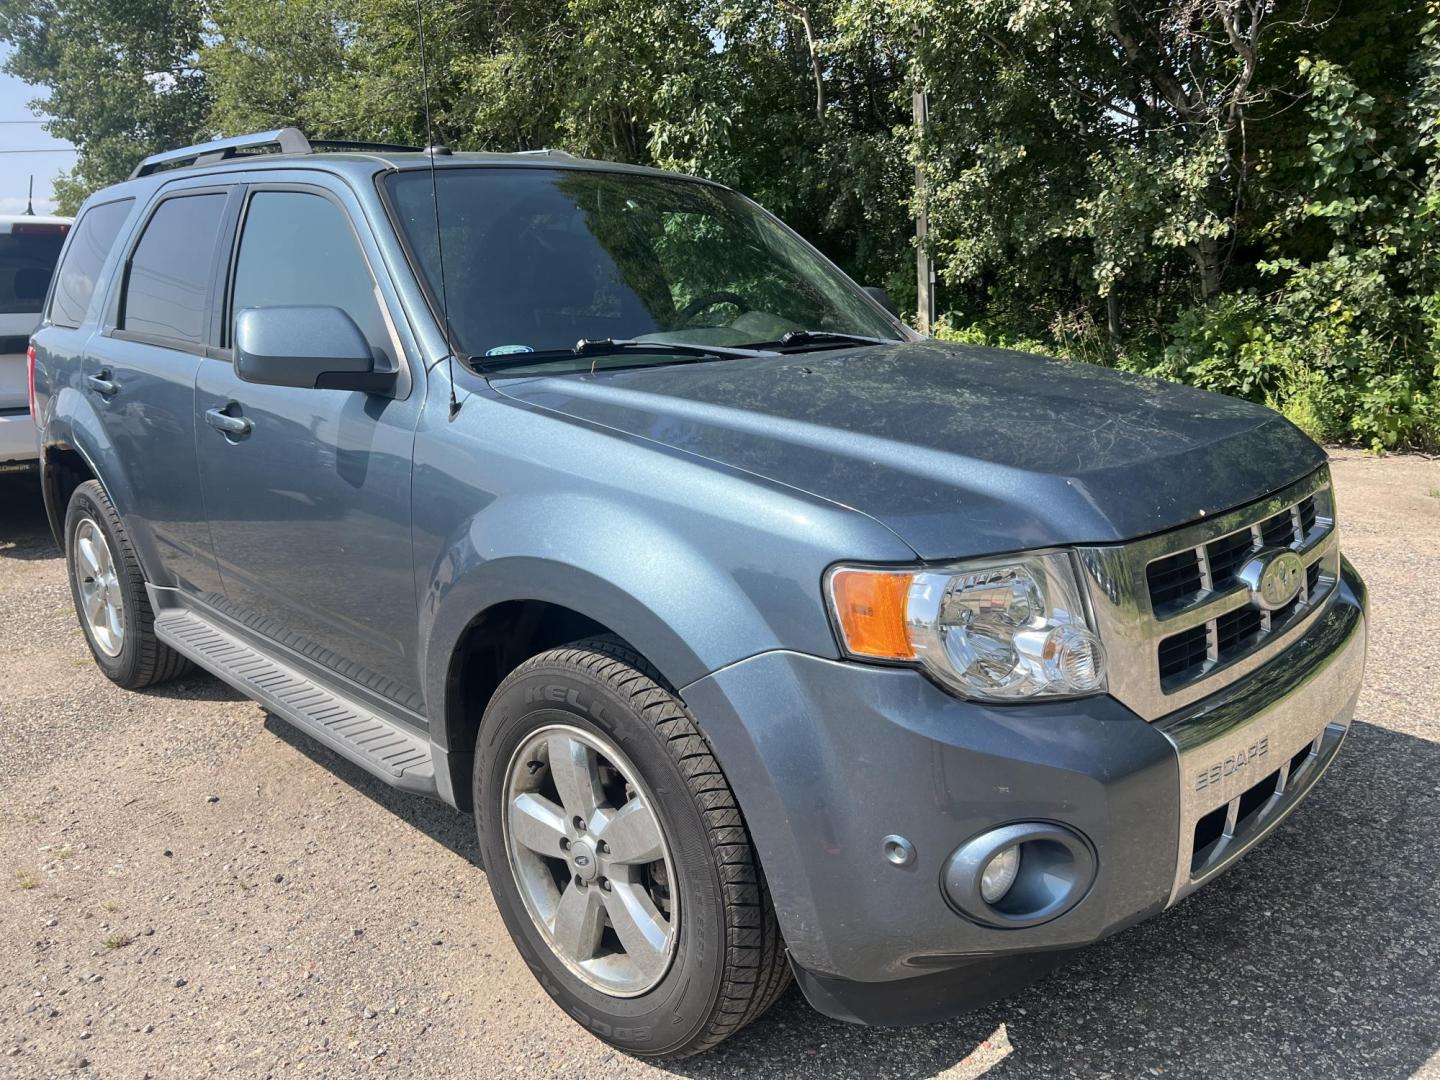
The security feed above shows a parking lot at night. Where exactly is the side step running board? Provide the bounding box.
[154,607,437,797]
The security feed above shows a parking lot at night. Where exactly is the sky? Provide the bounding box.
[0,44,76,216]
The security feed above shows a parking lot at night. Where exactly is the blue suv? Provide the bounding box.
[29,129,1368,1057]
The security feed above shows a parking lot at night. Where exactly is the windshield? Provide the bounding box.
[0,225,68,315]
[386,167,901,368]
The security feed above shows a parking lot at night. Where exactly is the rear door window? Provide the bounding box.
[120,192,228,347]
[0,223,70,316]
[48,199,132,328]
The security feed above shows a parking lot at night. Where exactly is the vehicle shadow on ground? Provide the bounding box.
[140,672,248,704]
[268,712,1440,1079]
[263,713,484,866]
[0,470,60,561]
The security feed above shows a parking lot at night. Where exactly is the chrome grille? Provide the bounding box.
[1146,549,1203,611]
[1144,493,1324,618]
[1077,468,1340,722]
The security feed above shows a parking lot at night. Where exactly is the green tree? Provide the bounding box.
[862,0,1425,338]
[2,0,1433,446]
[0,0,211,211]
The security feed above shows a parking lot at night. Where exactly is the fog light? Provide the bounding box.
[942,822,1097,928]
[980,845,1020,903]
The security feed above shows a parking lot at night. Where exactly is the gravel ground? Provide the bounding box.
[1,448,1438,1079]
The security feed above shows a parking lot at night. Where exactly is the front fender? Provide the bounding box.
[417,486,883,750]
[411,383,919,767]
[421,547,700,749]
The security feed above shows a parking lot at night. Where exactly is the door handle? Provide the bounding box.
[86,372,119,398]
[205,406,253,437]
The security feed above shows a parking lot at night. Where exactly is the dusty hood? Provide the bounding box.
[489,340,1327,559]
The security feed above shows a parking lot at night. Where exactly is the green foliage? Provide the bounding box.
[2,0,1436,449]
[1159,296,1282,401]
[0,0,212,211]
[932,4,1440,452]
[931,316,1056,360]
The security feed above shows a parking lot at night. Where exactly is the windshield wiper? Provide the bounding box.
[733,330,894,351]
[572,338,773,360]
[481,337,774,371]
[775,330,892,349]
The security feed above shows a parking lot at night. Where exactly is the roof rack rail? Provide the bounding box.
[129,127,424,179]
[307,137,426,154]
[513,148,576,159]
[130,128,310,179]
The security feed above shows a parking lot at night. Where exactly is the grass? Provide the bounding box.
[15,870,39,890]
[1427,486,1439,499]
[56,846,74,861]
[100,899,119,913]
[102,931,131,950]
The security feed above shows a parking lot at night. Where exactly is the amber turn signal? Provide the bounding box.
[828,568,915,660]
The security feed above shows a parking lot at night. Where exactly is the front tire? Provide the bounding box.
[475,637,790,1057]
[64,480,190,689]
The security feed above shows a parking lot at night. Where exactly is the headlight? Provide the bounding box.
[825,552,1106,701]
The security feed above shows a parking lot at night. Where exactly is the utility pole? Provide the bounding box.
[912,90,934,335]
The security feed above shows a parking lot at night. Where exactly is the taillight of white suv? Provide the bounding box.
[27,342,37,425]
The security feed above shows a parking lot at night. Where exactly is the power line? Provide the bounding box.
[0,120,49,124]
[0,148,77,153]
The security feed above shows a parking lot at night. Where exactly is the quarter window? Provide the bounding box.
[49,199,132,328]
[231,191,388,352]
[121,193,228,345]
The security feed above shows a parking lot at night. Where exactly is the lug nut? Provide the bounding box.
[598,877,611,891]
[559,837,570,852]
[596,840,609,855]
[573,817,586,832]
[573,874,586,888]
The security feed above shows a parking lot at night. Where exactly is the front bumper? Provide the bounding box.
[681,561,1367,1024]
[0,407,38,464]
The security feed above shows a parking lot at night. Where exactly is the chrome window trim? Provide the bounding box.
[1076,466,1338,721]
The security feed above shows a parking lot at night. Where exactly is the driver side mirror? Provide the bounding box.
[234,305,396,394]
[863,286,899,318]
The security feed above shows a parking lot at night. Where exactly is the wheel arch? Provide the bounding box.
[437,597,611,808]
[425,567,705,810]
[40,392,141,564]
[40,443,98,547]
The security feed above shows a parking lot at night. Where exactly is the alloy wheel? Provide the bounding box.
[502,723,679,997]
[73,518,125,658]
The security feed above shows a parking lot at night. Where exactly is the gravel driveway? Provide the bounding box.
[2,449,1438,1079]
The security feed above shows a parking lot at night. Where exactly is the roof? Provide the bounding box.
[137,149,705,185]
[116,128,712,192]
[87,150,720,211]
[87,127,725,211]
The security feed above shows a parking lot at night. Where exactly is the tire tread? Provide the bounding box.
[502,636,791,1056]
[67,480,191,689]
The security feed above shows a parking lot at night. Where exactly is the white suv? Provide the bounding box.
[1,213,71,466]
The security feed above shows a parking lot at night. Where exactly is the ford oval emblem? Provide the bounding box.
[1239,549,1306,611]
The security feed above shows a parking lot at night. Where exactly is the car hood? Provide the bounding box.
[489,340,1326,560]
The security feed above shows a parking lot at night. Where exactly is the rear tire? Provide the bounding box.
[474,637,790,1058]
[64,480,191,689]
